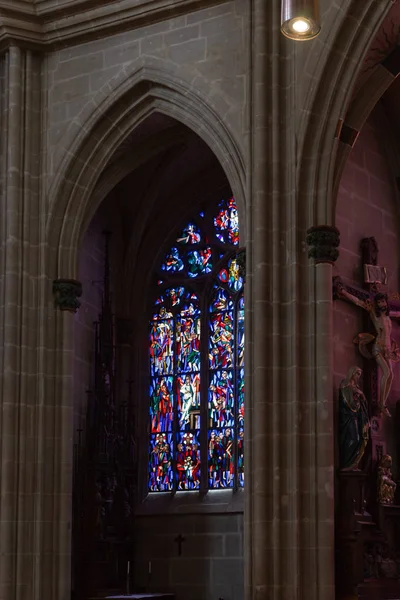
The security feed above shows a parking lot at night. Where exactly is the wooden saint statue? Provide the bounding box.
[339,366,370,471]
[377,454,396,505]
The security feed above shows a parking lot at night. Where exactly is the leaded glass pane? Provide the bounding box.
[148,198,244,493]
[150,376,174,433]
[177,373,201,430]
[214,197,239,246]
[149,433,174,492]
[187,248,212,277]
[177,223,201,245]
[176,431,201,490]
[208,369,235,428]
[208,428,235,489]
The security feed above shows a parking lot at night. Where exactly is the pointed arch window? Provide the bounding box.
[148,198,244,493]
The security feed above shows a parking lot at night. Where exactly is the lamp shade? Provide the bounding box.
[281,0,321,41]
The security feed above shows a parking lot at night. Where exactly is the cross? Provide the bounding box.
[174,534,185,556]
[333,236,400,453]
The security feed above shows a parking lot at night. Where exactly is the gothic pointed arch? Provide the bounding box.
[46,63,246,285]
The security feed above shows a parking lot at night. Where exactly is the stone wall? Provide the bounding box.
[133,513,243,600]
[44,0,248,189]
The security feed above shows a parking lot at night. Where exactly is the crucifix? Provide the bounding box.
[174,534,186,556]
[334,237,400,418]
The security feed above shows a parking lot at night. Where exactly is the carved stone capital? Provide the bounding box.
[53,279,82,313]
[306,225,340,265]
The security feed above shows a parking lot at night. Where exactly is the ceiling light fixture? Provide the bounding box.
[281,0,321,41]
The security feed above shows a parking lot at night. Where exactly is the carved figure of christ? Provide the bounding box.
[336,283,400,417]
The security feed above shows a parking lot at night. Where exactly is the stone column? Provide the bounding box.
[45,281,82,600]
[245,0,339,596]
[0,47,43,600]
[306,225,340,597]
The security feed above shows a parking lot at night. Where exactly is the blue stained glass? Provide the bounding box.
[237,296,244,367]
[214,197,239,246]
[238,428,244,487]
[176,299,201,373]
[176,430,201,490]
[210,286,234,313]
[208,428,235,489]
[177,373,201,430]
[208,369,234,428]
[177,223,201,245]
[149,433,174,492]
[187,248,212,278]
[149,197,245,493]
[165,287,185,307]
[238,367,244,426]
[150,310,174,376]
[209,311,234,369]
[161,247,184,273]
[150,376,174,433]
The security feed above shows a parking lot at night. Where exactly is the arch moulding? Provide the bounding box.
[46,65,247,282]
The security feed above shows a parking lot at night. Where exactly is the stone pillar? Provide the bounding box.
[245,0,339,593]
[306,225,340,597]
[0,46,44,600]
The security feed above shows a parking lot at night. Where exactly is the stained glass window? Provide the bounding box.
[148,197,245,492]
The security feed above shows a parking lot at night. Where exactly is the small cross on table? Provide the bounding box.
[174,534,185,556]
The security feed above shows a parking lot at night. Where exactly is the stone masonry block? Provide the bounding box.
[169,39,206,64]
[140,33,165,55]
[50,75,90,105]
[224,533,243,557]
[164,24,200,46]
[200,13,240,37]
[184,534,224,557]
[56,52,104,82]
[186,3,232,25]
[104,40,140,67]
[170,558,211,585]
[211,558,244,586]
[193,514,240,534]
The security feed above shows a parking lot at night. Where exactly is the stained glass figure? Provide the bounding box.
[238,368,244,428]
[208,428,235,489]
[177,223,201,245]
[176,299,201,372]
[176,431,201,490]
[177,373,201,429]
[237,428,244,487]
[214,197,239,246]
[210,286,234,313]
[165,287,185,307]
[218,257,243,292]
[208,369,234,428]
[150,376,174,433]
[237,296,244,367]
[150,308,174,376]
[149,433,174,492]
[161,247,184,273]
[149,196,245,493]
[209,310,234,369]
[187,247,212,278]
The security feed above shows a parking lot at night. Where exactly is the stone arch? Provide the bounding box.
[298,0,393,227]
[46,63,246,282]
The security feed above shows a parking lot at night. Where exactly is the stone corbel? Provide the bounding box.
[53,278,82,313]
[306,225,340,265]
